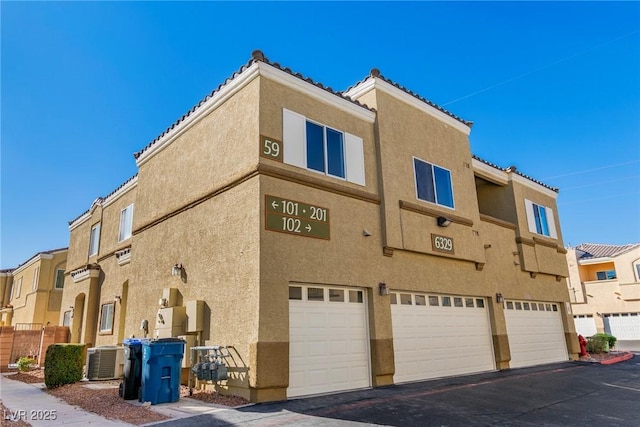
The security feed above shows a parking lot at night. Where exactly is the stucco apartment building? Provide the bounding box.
[0,248,68,327]
[568,243,640,341]
[60,51,578,402]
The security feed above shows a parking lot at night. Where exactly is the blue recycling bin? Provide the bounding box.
[139,338,185,405]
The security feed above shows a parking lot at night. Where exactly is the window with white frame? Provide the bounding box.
[99,302,115,334]
[11,277,22,300]
[635,261,640,282]
[32,266,40,291]
[596,270,616,281]
[62,310,72,326]
[282,108,365,186]
[524,199,557,238]
[118,204,134,242]
[89,223,101,256]
[413,157,454,208]
[54,269,65,289]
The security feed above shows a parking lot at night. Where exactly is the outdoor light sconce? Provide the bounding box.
[171,263,183,277]
[495,293,504,303]
[437,216,452,227]
[114,295,121,303]
[379,282,389,296]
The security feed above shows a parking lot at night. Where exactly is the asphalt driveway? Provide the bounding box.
[151,356,640,426]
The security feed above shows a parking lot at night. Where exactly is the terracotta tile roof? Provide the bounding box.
[345,68,473,127]
[574,243,640,260]
[68,174,138,225]
[133,50,374,161]
[472,155,559,192]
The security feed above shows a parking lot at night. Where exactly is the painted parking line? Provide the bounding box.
[602,383,640,392]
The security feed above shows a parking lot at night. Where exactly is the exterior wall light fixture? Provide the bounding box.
[171,263,183,276]
[496,292,504,303]
[437,216,452,227]
[379,282,389,296]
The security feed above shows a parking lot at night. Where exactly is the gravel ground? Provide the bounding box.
[3,369,249,426]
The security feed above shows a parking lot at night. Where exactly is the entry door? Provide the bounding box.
[289,285,370,397]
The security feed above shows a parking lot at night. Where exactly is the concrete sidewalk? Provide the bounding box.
[1,373,130,426]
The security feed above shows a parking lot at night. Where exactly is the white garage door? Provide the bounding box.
[574,315,597,337]
[604,313,640,340]
[289,285,370,397]
[391,292,495,383]
[505,300,568,368]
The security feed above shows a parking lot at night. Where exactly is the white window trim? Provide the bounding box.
[524,199,557,239]
[89,223,101,256]
[99,302,115,334]
[13,277,23,299]
[54,269,65,290]
[282,108,366,186]
[32,267,40,291]
[118,204,134,242]
[412,156,455,210]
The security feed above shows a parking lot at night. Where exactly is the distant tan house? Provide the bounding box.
[0,248,67,327]
[567,243,640,340]
[60,51,577,403]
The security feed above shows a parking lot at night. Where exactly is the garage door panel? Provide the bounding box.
[391,292,495,384]
[505,300,567,368]
[605,313,640,340]
[573,316,597,337]
[289,285,370,397]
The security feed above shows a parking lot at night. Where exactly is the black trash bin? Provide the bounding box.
[119,338,143,400]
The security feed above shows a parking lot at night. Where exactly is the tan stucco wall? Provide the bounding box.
[569,247,640,325]
[7,251,67,326]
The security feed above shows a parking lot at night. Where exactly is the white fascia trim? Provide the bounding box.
[13,253,54,276]
[472,158,509,186]
[136,62,262,167]
[345,78,471,135]
[135,62,376,167]
[103,176,138,209]
[69,212,91,231]
[579,257,614,266]
[258,64,376,123]
[510,173,559,199]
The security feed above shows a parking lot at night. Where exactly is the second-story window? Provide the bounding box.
[11,277,22,300]
[118,204,134,242]
[282,108,365,186]
[54,269,65,289]
[89,223,101,256]
[32,266,40,291]
[524,199,557,239]
[596,270,616,280]
[413,157,454,209]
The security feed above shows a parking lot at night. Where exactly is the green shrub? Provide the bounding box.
[17,357,36,372]
[44,344,84,389]
[586,335,608,353]
[593,333,617,349]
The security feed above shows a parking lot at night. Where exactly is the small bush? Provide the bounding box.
[593,333,617,349]
[17,357,36,372]
[44,344,84,389]
[586,335,608,353]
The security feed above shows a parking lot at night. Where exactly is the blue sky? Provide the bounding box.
[2,1,639,269]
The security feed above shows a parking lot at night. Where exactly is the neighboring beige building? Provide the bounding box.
[60,51,578,403]
[0,248,68,327]
[567,243,640,340]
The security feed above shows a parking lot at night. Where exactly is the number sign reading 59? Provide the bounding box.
[260,136,283,162]
[431,234,454,254]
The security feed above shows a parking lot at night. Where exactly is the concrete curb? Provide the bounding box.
[600,351,634,365]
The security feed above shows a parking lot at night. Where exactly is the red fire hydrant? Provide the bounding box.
[578,334,588,357]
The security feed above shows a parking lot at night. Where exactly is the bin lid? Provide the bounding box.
[143,337,185,345]
[123,338,142,345]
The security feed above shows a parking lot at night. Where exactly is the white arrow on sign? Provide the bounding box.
[271,201,278,210]
[305,224,312,232]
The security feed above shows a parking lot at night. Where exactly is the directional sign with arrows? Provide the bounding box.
[265,195,330,240]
